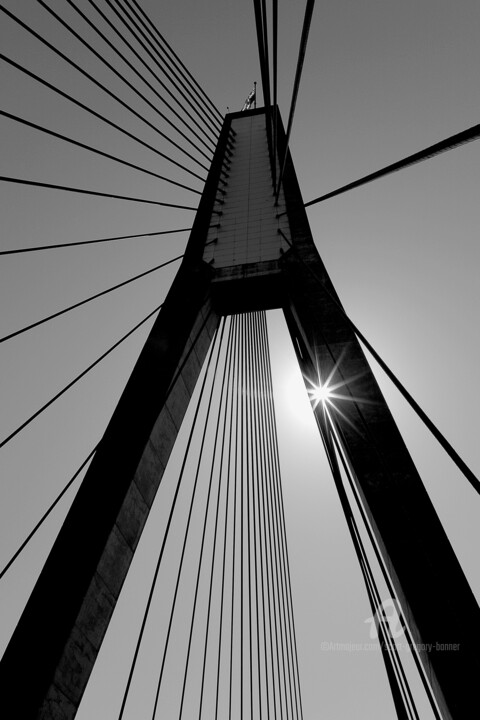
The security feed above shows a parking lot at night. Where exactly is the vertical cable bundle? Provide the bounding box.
[110,312,304,719]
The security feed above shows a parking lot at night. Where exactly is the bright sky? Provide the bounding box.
[1,1,479,718]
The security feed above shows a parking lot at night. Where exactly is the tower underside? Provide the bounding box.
[1,108,479,719]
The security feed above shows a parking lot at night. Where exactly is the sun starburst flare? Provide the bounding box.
[303,347,374,420]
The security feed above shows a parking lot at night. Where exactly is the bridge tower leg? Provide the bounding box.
[0,108,478,719]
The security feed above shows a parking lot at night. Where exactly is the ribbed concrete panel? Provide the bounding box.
[202,112,290,269]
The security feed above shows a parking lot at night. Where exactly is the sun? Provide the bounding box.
[307,382,333,409]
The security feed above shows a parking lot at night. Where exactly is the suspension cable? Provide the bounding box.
[264,314,304,719]
[328,418,443,719]
[253,313,280,719]
[350,498,420,719]
[108,0,221,139]
[0,111,201,195]
[198,318,236,718]
[147,317,231,719]
[0,302,164,451]
[304,122,480,207]
[239,314,246,719]
[125,0,223,126]
[245,314,255,719]
[117,318,224,720]
[228,315,241,719]
[0,444,98,582]
[84,0,219,149]
[252,0,270,108]
[214,315,239,720]
[0,254,183,345]
[58,0,216,157]
[321,414,417,719]
[0,228,191,257]
[272,0,279,181]
[276,0,316,200]
[252,0,275,175]
[0,54,206,183]
[249,312,270,718]
[359,542,417,719]
[262,311,304,719]
[261,0,275,183]
[0,176,197,210]
[0,305,215,586]
[1,6,209,172]
[261,314,298,718]
[177,319,231,720]
[256,314,288,719]
[279,230,480,495]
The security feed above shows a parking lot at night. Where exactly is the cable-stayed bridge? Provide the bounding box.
[1,2,480,719]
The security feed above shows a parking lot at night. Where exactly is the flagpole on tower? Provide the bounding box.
[241,85,257,111]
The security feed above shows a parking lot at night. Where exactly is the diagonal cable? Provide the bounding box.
[0,254,183,345]
[0,228,191,257]
[0,445,98,582]
[0,111,201,195]
[304,123,480,207]
[256,313,288,719]
[0,176,197,209]
[177,319,230,720]
[125,0,223,126]
[262,314,304,719]
[272,0,279,181]
[252,0,275,175]
[82,0,218,151]
[107,0,221,137]
[276,0,316,199]
[253,313,280,719]
[1,6,209,172]
[54,0,216,157]
[117,319,224,720]
[329,419,443,719]
[0,302,164,451]
[214,314,239,720]
[322,412,416,719]
[34,0,213,164]
[262,316,297,719]
[0,54,206,182]
[0,309,215,584]
[198,317,236,718]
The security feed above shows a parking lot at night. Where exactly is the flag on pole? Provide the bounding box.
[241,86,256,111]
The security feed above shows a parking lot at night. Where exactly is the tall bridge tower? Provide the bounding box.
[1,107,479,720]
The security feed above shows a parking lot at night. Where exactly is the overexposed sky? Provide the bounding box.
[1,1,479,718]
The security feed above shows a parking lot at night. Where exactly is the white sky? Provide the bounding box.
[0,1,479,718]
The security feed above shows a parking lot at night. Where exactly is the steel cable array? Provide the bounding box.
[0,0,224,453]
[85,0,220,146]
[0,307,215,585]
[0,53,206,182]
[0,301,164,452]
[0,110,203,195]
[89,313,304,719]
[0,0,224,652]
[36,0,216,160]
[120,0,223,130]
[1,1,477,718]
[1,6,210,174]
